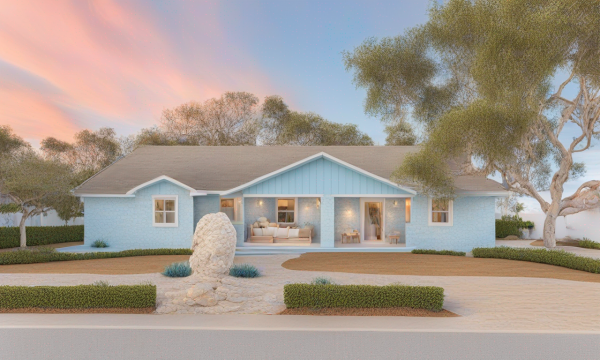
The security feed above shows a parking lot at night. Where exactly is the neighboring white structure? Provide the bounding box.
[508,209,600,241]
[0,195,83,227]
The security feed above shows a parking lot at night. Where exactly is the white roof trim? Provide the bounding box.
[457,191,509,197]
[78,194,136,198]
[126,175,205,196]
[220,152,417,196]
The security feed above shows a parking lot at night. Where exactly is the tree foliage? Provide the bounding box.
[261,95,373,146]
[344,0,600,246]
[0,125,29,156]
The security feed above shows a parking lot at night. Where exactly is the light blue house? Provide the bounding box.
[73,146,507,252]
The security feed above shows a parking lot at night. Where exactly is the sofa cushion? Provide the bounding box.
[288,228,300,238]
[253,228,262,236]
[263,226,278,236]
[276,227,289,238]
[298,228,311,238]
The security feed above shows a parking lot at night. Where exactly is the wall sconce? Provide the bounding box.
[316,198,321,209]
[393,200,398,206]
[258,200,263,206]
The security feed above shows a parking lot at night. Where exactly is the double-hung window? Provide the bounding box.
[277,198,296,225]
[153,196,178,227]
[428,198,453,226]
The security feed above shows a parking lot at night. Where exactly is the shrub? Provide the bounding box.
[92,280,110,287]
[579,238,600,250]
[0,248,193,266]
[0,225,84,249]
[411,249,466,256]
[284,284,444,311]
[91,240,109,248]
[495,219,522,238]
[229,263,261,278]
[162,261,192,277]
[0,284,156,309]
[311,276,335,285]
[472,246,600,274]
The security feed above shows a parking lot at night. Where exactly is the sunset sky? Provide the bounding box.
[1,0,598,213]
[0,0,431,146]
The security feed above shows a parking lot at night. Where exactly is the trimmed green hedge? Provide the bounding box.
[579,239,600,250]
[472,246,600,274]
[412,249,466,256]
[0,248,193,266]
[495,220,522,238]
[284,284,444,311]
[0,225,84,249]
[0,284,156,309]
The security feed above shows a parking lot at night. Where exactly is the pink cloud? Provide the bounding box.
[0,0,275,142]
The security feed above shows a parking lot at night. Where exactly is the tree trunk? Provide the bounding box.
[19,215,27,248]
[542,204,560,248]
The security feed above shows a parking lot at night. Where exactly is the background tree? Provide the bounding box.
[41,127,121,184]
[0,150,74,247]
[344,0,600,247]
[261,95,374,146]
[0,125,29,156]
[384,120,417,146]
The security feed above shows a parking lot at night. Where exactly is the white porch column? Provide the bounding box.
[320,195,335,248]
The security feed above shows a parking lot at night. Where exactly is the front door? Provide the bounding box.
[360,198,385,243]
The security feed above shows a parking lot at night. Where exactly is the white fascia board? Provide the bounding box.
[457,191,509,197]
[243,194,324,198]
[219,152,417,196]
[333,194,414,198]
[78,194,135,198]
[126,175,196,195]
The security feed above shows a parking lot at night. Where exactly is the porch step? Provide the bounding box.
[235,246,416,256]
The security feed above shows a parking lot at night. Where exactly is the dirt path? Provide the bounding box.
[0,255,190,274]
[282,252,600,283]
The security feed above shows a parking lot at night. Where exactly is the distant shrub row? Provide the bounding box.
[412,249,466,256]
[0,284,156,309]
[0,225,84,249]
[284,284,444,311]
[0,248,193,266]
[495,219,522,238]
[579,238,600,250]
[472,246,600,274]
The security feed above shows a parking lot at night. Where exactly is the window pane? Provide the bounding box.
[287,199,295,210]
[234,198,243,222]
[432,211,448,223]
[432,199,449,211]
[278,212,286,222]
[286,212,294,223]
[221,199,234,208]
[155,200,164,211]
[165,212,175,223]
[165,200,175,211]
[405,199,411,223]
[154,211,164,223]
[277,199,289,211]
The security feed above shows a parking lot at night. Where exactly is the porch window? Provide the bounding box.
[220,197,243,223]
[428,198,453,226]
[405,198,411,223]
[153,196,178,227]
[277,198,296,224]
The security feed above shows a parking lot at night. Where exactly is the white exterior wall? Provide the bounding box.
[518,209,600,241]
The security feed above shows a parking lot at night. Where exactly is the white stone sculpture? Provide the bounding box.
[189,212,237,278]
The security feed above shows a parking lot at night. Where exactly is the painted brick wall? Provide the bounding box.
[244,197,276,241]
[334,197,360,244]
[385,198,406,243]
[297,197,321,243]
[84,181,194,249]
[406,195,496,251]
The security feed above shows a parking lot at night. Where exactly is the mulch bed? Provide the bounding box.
[529,240,587,248]
[0,307,155,314]
[279,307,458,317]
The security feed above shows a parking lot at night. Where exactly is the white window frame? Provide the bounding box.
[276,197,297,225]
[428,197,453,227]
[220,197,243,224]
[152,195,178,227]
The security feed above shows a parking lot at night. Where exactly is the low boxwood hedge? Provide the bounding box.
[412,249,466,256]
[284,284,444,311]
[495,219,522,238]
[0,225,84,249]
[472,246,600,274]
[0,284,156,309]
[0,248,193,266]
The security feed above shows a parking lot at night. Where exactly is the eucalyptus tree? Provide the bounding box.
[261,95,374,146]
[344,0,600,247]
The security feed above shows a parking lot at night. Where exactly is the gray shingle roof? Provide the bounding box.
[74,146,506,195]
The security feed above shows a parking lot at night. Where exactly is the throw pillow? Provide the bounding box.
[288,228,300,238]
[276,227,289,238]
